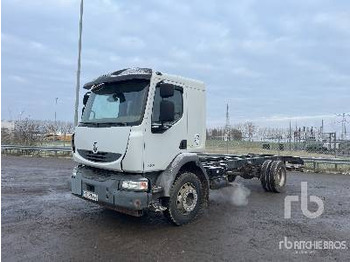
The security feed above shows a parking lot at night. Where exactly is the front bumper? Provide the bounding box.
[71,166,152,213]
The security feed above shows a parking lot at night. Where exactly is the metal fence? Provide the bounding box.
[207,125,350,157]
[1,144,71,156]
[302,157,350,172]
[2,144,350,172]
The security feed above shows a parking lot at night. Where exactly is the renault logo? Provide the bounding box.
[92,142,98,154]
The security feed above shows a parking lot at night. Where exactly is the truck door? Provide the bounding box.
[143,82,187,172]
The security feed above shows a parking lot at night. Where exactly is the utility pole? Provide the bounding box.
[334,132,337,158]
[289,120,292,151]
[224,104,231,153]
[74,0,84,126]
[336,113,350,140]
[225,104,231,132]
[54,97,58,125]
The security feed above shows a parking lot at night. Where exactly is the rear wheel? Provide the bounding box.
[164,172,203,226]
[260,160,273,191]
[260,160,287,193]
[269,160,287,193]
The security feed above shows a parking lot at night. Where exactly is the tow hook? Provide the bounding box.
[150,202,167,212]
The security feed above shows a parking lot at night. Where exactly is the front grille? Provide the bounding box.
[78,166,115,181]
[78,149,121,163]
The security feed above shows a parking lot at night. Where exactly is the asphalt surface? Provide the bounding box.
[1,155,350,262]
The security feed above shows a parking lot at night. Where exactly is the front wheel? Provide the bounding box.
[164,172,203,226]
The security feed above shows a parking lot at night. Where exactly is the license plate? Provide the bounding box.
[83,190,98,202]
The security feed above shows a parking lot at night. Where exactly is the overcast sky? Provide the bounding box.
[2,0,350,131]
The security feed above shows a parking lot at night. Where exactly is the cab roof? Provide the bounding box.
[83,67,205,91]
[83,68,153,90]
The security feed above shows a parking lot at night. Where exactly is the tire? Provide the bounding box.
[163,172,203,226]
[269,160,287,193]
[260,160,273,191]
[260,160,287,193]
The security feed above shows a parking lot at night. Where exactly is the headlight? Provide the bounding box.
[121,179,148,191]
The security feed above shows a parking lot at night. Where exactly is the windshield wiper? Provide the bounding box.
[101,122,128,126]
[79,122,128,127]
[79,122,98,126]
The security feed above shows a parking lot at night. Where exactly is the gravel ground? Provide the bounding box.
[1,155,350,262]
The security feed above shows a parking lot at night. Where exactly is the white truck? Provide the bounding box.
[71,68,303,225]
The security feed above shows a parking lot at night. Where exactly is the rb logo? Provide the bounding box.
[284,182,324,219]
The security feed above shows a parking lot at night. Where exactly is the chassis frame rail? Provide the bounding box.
[198,153,304,171]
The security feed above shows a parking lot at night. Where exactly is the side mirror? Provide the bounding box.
[159,83,174,98]
[83,92,91,106]
[159,100,175,122]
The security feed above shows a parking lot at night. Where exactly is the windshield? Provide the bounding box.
[81,79,149,126]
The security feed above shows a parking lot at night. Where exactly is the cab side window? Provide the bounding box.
[152,85,183,124]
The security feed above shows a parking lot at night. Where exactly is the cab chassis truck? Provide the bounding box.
[71,68,303,226]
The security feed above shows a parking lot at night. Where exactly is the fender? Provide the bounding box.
[156,153,209,197]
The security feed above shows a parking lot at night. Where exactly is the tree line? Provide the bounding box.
[2,118,323,145]
[206,121,257,141]
[207,122,321,142]
[1,119,74,146]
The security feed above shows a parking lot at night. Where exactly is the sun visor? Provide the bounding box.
[83,68,153,90]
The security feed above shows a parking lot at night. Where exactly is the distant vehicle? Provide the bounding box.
[71,68,303,225]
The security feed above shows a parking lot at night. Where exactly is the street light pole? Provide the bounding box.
[74,0,84,126]
[54,97,58,125]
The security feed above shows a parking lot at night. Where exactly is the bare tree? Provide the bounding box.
[1,128,13,144]
[3,119,74,146]
[243,122,257,141]
[12,118,43,145]
[230,128,243,140]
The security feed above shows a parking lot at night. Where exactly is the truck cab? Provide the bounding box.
[71,68,208,225]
